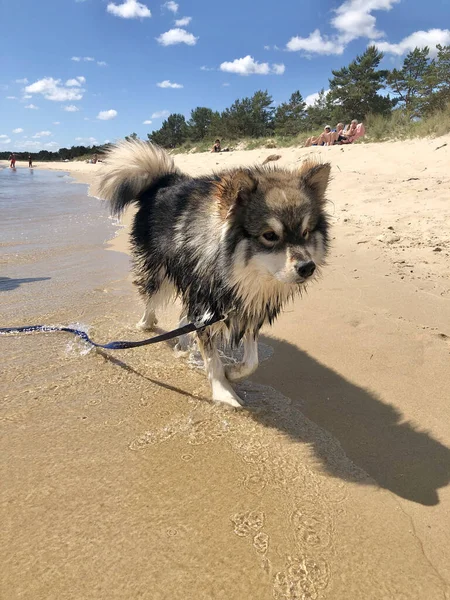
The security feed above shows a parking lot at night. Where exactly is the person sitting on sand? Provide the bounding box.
[340,120,365,144]
[210,138,230,153]
[211,139,221,153]
[340,120,358,142]
[9,153,16,168]
[304,126,332,147]
[319,123,345,146]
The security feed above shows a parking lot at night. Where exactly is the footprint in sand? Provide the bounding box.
[273,555,330,600]
[231,510,265,537]
[290,503,332,550]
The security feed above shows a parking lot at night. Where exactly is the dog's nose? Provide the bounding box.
[297,261,316,279]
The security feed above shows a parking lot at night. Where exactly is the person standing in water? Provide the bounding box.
[9,153,16,168]
[28,154,33,168]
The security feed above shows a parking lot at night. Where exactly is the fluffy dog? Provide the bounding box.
[97,140,331,407]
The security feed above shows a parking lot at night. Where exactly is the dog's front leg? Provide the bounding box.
[197,330,243,408]
[225,333,259,382]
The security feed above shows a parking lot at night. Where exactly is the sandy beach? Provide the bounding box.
[2,136,450,599]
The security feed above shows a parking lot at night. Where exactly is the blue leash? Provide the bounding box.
[0,314,224,350]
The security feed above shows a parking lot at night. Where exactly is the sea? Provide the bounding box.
[0,165,129,322]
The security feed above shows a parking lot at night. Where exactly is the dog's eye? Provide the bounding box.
[262,231,279,244]
[302,228,310,239]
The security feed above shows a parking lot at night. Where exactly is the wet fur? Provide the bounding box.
[97,140,331,407]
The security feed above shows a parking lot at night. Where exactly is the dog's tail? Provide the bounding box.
[96,139,180,216]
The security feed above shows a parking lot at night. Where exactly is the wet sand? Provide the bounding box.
[1,137,450,599]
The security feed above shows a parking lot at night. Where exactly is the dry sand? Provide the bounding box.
[2,137,450,599]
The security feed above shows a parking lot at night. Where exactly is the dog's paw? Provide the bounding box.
[176,333,192,352]
[136,316,158,331]
[213,388,243,409]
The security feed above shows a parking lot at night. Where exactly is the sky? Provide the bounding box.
[1,0,449,151]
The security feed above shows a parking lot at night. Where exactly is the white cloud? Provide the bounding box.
[200,65,214,71]
[272,63,286,75]
[163,1,178,13]
[104,139,110,144]
[44,141,59,148]
[156,80,183,88]
[143,119,153,124]
[64,105,80,112]
[66,76,86,87]
[12,128,24,133]
[174,16,191,26]
[71,56,102,64]
[151,110,170,119]
[107,0,151,18]
[222,82,230,87]
[0,134,8,138]
[75,136,98,144]
[25,77,85,102]
[22,94,32,99]
[97,109,118,120]
[305,89,330,106]
[84,117,90,121]
[6,96,17,100]
[53,121,61,125]
[286,0,400,56]
[156,28,198,46]
[15,78,29,84]
[32,131,52,138]
[286,29,345,55]
[22,140,42,148]
[220,56,285,76]
[373,28,450,57]
[0,138,12,144]
[25,104,39,109]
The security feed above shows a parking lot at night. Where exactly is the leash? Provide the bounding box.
[0,313,225,350]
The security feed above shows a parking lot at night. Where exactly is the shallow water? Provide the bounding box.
[0,167,128,321]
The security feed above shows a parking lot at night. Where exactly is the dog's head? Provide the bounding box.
[216,161,331,286]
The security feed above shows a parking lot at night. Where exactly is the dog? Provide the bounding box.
[97,140,331,408]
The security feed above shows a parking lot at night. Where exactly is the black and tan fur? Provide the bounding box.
[97,140,331,407]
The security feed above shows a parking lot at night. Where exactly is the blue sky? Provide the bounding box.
[1,0,449,151]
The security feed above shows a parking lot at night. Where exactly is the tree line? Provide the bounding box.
[1,44,449,160]
[148,44,450,148]
[0,144,111,163]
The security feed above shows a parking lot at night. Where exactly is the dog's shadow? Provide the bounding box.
[243,335,450,507]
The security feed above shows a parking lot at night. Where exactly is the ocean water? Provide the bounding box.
[0,166,129,322]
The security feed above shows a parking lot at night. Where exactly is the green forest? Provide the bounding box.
[2,44,449,161]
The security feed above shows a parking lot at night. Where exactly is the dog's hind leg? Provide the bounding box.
[225,333,259,382]
[174,314,193,353]
[136,276,175,331]
[136,297,159,331]
[197,330,243,408]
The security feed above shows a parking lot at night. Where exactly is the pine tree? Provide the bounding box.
[148,114,188,148]
[329,46,392,121]
[387,47,434,118]
[274,91,306,136]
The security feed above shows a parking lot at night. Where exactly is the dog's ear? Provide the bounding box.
[299,161,331,203]
[215,169,258,218]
